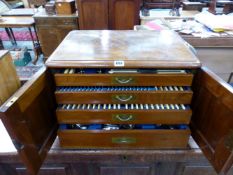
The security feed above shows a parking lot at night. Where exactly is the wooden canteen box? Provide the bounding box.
[55,0,76,15]
[45,1,56,15]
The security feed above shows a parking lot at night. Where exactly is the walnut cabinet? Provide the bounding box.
[0,31,232,175]
[34,12,78,59]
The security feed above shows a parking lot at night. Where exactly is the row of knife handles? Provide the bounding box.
[59,103,189,110]
[56,85,191,111]
[56,86,190,92]
[56,85,191,110]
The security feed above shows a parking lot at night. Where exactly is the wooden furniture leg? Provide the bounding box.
[0,38,3,49]
[5,28,17,46]
[28,26,42,64]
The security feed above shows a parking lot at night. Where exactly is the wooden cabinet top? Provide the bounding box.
[33,9,78,18]
[0,17,34,27]
[46,30,201,68]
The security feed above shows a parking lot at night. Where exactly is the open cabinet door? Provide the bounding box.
[0,67,57,175]
[191,67,233,174]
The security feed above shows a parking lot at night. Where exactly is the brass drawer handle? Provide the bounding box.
[114,95,134,102]
[112,137,136,144]
[115,77,133,84]
[113,114,134,121]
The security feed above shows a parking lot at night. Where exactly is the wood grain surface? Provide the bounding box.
[0,51,20,106]
[58,129,191,149]
[46,30,201,68]
[56,109,192,124]
[55,91,193,104]
[54,73,194,86]
[191,67,233,174]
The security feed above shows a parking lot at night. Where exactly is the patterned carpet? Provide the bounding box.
[0,28,44,80]
[0,30,37,41]
[16,65,42,81]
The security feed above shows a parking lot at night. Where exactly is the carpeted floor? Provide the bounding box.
[16,65,42,80]
[0,28,44,80]
[0,30,37,41]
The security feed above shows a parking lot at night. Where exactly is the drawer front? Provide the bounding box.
[54,74,194,86]
[56,109,192,124]
[58,129,190,149]
[100,166,151,175]
[55,91,193,104]
[182,165,217,175]
[35,17,78,26]
[16,166,70,175]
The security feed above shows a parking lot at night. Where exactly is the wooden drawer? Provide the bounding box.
[56,107,192,124]
[54,74,194,86]
[35,17,78,26]
[55,91,193,104]
[58,127,190,149]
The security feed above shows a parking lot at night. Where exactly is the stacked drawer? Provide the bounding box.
[53,68,194,149]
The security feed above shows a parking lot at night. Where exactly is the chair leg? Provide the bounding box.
[28,27,42,64]
[0,38,3,49]
[9,28,17,46]
[5,28,15,46]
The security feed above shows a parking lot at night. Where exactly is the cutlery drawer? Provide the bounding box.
[55,91,193,104]
[58,124,190,149]
[55,87,193,104]
[56,104,192,124]
[54,74,193,86]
